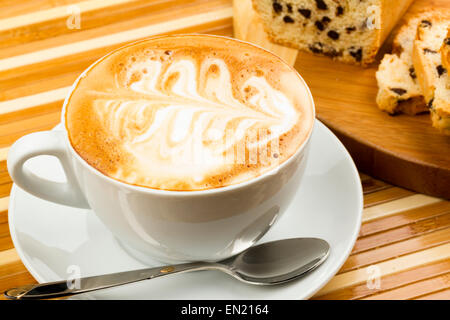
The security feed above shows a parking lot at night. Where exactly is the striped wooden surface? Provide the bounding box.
[0,0,448,300]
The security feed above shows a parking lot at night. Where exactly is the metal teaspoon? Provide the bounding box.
[4,237,330,299]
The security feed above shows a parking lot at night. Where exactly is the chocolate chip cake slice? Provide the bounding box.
[252,0,414,66]
[376,15,427,115]
[412,13,450,135]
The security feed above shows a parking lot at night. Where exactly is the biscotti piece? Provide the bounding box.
[375,15,427,115]
[412,14,450,134]
[376,55,426,115]
[431,77,450,135]
[441,28,450,71]
[412,14,449,103]
[252,0,414,66]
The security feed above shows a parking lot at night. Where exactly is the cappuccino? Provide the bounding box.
[65,35,314,191]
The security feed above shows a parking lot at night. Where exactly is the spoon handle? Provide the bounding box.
[4,262,221,299]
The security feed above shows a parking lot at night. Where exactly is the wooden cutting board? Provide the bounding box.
[234,0,450,199]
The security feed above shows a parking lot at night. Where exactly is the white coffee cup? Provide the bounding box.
[7,36,315,264]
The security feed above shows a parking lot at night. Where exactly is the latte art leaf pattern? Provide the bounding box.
[94,58,298,168]
[66,36,313,190]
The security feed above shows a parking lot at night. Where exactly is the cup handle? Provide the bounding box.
[7,130,90,209]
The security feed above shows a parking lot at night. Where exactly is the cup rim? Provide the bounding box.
[60,33,316,196]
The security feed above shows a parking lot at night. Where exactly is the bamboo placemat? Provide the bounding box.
[0,0,449,300]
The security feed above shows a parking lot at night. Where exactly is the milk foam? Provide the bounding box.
[93,57,297,182]
[66,36,313,190]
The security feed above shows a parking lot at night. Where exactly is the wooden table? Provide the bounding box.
[0,0,449,300]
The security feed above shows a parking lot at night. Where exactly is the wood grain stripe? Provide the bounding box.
[360,201,450,237]
[0,197,9,213]
[0,249,20,268]
[0,0,138,32]
[0,148,8,162]
[362,194,441,223]
[0,24,233,102]
[314,243,450,297]
[364,187,414,208]
[0,252,28,279]
[0,0,82,19]
[0,167,11,186]
[415,289,450,300]
[0,236,14,252]
[0,0,231,60]
[0,102,63,126]
[314,259,450,300]
[0,7,233,72]
[0,221,9,238]
[341,228,450,273]
[0,211,7,225]
[0,112,61,148]
[0,184,12,200]
[0,87,70,115]
[353,214,450,254]
[363,273,450,300]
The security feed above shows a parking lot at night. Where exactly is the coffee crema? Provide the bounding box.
[65,35,314,191]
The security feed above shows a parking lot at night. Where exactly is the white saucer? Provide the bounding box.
[8,120,362,300]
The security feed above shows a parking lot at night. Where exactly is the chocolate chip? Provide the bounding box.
[445,38,450,46]
[298,9,311,18]
[286,3,293,13]
[283,15,295,23]
[423,48,437,54]
[346,26,356,34]
[272,1,283,14]
[437,65,447,77]
[420,20,432,28]
[409,67,417,79]
[314,0,328,10]
[315,21,325,31]
[336,6,344,16]
[309,42,323,54]
[349,47,362,62]
[390,88,407,96]
[327,30,339,40]
[322,16,331,24]
[397,97,412,105]
[324,48,341,58]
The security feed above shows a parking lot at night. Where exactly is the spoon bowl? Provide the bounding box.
[227,238,330,285]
